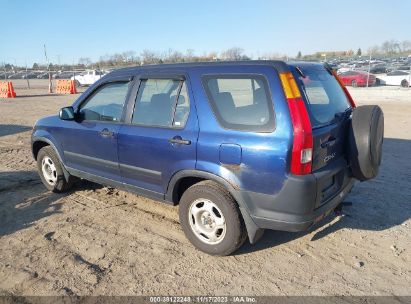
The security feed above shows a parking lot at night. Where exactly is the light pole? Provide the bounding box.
[366,53,371,88]
[44,44,52,93]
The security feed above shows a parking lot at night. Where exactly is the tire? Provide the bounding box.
[37,146,74,193]
[375,78,381,86]
[179,180,247,256]
[351,80,358,87]
[401,79,409,88]
[348,105,384,181]
[75,80,81,88]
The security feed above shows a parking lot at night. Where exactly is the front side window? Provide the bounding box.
[202,75,274,132]
[79,81,130,122]
[132,79,190,128]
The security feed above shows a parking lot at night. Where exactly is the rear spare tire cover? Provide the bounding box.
[348,105,384,181]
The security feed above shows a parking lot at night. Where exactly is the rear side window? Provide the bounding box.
[294,66,351,127]
[202,75,274,132]
[132,79,190,128]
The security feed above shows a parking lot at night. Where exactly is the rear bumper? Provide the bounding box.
[239,158,355,233]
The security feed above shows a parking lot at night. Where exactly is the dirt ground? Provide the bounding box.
[0,80,410,296]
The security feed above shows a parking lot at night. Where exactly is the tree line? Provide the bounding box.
[2,40,410,71]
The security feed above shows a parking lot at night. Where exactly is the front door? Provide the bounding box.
[118,76,198,196]
[61,80,132,182]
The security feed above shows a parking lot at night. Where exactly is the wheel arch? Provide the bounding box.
[166,170,264,244]
[32,136,71,182]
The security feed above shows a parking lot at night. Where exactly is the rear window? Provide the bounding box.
[202,75,275,132]
[293,66,351,128]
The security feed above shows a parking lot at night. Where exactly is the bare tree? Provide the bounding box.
[185,49,195,61]
[401,40,411,52]
[78,57,91,67]
[220,47,245,60]
[140,49,160,64]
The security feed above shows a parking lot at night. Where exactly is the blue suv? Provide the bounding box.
[32,61,384,255]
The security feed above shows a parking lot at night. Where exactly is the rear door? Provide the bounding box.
[292,64,352,172]
[117,75,198,196]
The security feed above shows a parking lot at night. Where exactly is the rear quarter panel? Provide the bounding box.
[189,65,293,195]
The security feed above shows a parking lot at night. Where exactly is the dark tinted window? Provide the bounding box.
[202,75,274,132]
[79,81,130,121]
[132,79,190,128]
[340,71,355,76]
[294,66,351,128]
[388,70,408,76]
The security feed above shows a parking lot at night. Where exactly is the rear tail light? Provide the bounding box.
[279,72,313,175]
[332,71,356,108]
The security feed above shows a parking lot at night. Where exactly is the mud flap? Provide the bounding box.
[239,207,265,244]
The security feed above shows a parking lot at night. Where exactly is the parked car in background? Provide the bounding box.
[369,64,387,74]
[22,71,42,79]
[8,72,26,79]
[338,71,376,87]
[37,72,51,79]
[0,71,15,79]
[377,70,410,87]
[71,69,105,86]
[53,71,79,79]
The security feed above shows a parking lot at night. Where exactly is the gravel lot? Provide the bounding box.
[0,80,410,296]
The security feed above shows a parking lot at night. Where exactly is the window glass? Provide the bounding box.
[203,76,274,132]
[79,81,130,121]
[172,82,190,127]
[295,66,350,127]
[132,79,190,127]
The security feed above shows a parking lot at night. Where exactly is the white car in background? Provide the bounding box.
[376,70,410,87]
[71,69,105,86]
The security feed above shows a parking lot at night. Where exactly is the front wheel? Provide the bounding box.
[401,79,409,88]
[351,80,358,87]
[179,180,247,256]
[37,146,74,192]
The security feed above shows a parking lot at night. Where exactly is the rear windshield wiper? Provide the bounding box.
[323,63,334,76]
[295,66,306,78]
[334,108,352,122]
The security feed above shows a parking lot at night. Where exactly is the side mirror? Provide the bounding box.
[59,106,75,120]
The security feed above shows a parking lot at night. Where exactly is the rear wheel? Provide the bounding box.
[351,80,358,87]
[75,80,81,88]
[179,180,247,256]
[37,146,74,192]
[401,79,409,88]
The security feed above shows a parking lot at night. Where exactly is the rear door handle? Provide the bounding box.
[169,136,191,145]
[321,137,337,148]
[99,128,114,138]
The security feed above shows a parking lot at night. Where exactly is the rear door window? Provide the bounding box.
[293,66,351,128]
[132,79,190,128]
[202,75,274,132]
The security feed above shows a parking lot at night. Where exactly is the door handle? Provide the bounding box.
[169,136,191,145]
[99,128,114,138]
[321,136,337,148]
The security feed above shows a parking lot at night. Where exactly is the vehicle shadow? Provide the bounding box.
[0,124,32,137]
[0,170,64,237]
[237,138,411,255]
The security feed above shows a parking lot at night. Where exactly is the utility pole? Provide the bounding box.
[44,44,52,93]
[2,61,6,80]
[25,60,30,89]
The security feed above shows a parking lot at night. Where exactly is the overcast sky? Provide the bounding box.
[2,0,410,65]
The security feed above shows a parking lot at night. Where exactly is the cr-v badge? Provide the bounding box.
[324,152,336,163]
